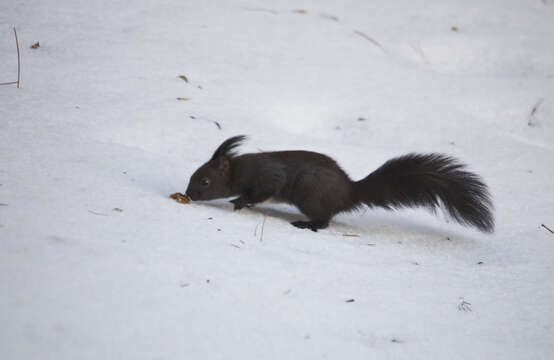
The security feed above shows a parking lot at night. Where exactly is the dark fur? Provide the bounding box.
[355,153,494,233]
[185,136,494,233]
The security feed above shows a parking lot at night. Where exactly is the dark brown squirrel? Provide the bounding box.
[185,135,494,233]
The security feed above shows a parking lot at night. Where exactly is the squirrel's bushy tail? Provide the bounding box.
[355,153,494,233]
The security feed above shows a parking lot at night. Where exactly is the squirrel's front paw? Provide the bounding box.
[230,198,246,211]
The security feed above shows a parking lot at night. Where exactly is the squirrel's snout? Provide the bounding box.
[185,188,198,201]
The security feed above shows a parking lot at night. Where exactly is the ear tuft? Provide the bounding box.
[211,135,247,160]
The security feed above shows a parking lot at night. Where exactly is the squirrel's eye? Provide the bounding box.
[200,178,210,186]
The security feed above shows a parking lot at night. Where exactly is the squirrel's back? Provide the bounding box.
[232,150,355,207]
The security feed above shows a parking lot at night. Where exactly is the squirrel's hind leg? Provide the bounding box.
[291,220,329,232]
[289,167,352,231]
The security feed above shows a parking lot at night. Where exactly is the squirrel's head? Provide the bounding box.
[185,135,246,201]
[185,156,232,200]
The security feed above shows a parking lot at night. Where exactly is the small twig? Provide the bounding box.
[458,298,472,312]
[541,224,554,234]
[14,27,20,88]
[319,13,339,22]
[0,27,21,88]
[189,115,222,130]
[353,30,386,53]
[411,42,429,64]
[528,98,544,126]
[230,244,241,249]
[88,210,108,216]
[343,233,360,237]
[242,7,278,15]
[259,215,267,242]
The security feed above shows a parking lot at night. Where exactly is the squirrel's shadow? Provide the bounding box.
[195,200,480,247]
[198,200,303,223]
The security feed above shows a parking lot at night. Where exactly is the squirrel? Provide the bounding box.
[185,135,494,233]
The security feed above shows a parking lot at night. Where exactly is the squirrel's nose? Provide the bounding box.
[185,189,196,200]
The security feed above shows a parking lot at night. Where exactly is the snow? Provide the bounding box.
[1,0,554,359]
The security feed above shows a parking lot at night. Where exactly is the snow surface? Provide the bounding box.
[1,0,554,359]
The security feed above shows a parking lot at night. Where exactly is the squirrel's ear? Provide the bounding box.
[217,156,230,175]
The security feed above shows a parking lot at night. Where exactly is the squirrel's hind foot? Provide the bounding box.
[291,220,329,232]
